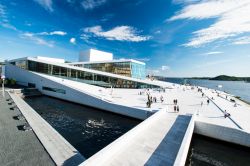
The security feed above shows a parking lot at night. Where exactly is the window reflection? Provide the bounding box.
[23,60,158,89]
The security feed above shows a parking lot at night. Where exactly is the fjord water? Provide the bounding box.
[186,134,250,166]
[24,96,140,158]
[166,78,250,103]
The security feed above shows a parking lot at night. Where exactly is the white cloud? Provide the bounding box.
[33,0,53,12]
[38,31,67,36]
[83,25,151,42]
[202,51,223,55]
[169,0,250,47]
[81,0,106,10]
[20,32,54,47]
[50,31,67,35]
[233,36,250,45]
[161,65,170,71]
[70,37,76,44]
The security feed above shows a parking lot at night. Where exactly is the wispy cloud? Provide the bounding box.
[0,3,17,31]
[37,31,67,36]
[233,36,250,45]
[202,51,223,56]
[70,37,76,44]
[172,0,200,4]
[161,65,170,71]
[83,25,151,42]
[1,22,17,31]
[33,0,53,12]
[195,59,232,68]
[169,0,250,47]
[135,58,150,62]
[20,32,54,47]
[0,4,6,17]
[81,0,106,10]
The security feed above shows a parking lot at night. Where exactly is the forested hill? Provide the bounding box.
[209,75,250,82]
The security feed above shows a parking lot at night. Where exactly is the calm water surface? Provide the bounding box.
[186,134,250,166]
[24,96,140,158]
[166,78,250,103]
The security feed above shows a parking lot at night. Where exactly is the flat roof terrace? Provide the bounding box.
[0,91,55,166]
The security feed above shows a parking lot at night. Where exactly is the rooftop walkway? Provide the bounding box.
[8,91,85,166]
[0,91,55,166]
[81,111,194,166]
[202,88,250,131]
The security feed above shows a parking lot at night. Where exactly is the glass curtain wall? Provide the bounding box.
[83,62,132,77]
[26,60,157,89]
[131,62,146,79]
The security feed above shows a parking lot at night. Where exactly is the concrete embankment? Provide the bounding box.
[8,91,85,166]
[194,121,250,148]
[80,111,194,166]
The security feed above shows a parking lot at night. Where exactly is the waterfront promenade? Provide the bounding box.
[0,91,55,166]
[111,84,250,133]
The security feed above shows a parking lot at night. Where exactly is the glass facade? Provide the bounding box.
[75,61,146,79]
[14,60,158,89]
[131,62,146,79]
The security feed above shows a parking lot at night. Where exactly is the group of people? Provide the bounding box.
[146,94,165,108]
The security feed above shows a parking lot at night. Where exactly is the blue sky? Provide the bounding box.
[0,0,250,77]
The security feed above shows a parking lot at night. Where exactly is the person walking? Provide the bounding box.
[177,105,179,112]
[207,99,210,105]
[224,110,227,118]
[160,95,164,103]
[201,101,203,107]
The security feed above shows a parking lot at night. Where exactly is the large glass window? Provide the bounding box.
[15,60,27,69]
[22,60,159,89]
[83,62,132,78]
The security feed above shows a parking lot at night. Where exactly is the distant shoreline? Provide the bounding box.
[155,75,250,82]
[187,75,250,82]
